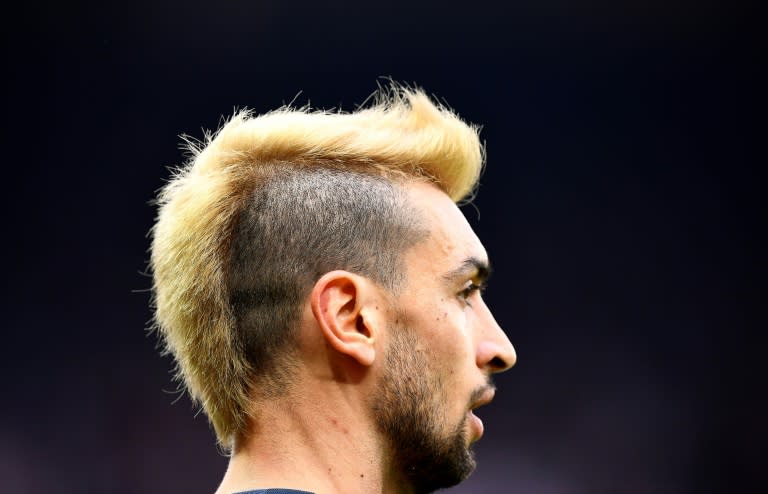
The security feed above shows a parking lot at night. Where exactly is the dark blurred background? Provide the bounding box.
[1,1,763,493]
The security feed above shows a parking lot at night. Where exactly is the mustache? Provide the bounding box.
[468,379,496,406]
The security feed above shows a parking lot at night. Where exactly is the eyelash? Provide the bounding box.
[459,282,485,306]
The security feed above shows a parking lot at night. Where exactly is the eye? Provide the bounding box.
[458,282,485,307]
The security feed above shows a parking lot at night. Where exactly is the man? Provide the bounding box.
[150,83,516,494]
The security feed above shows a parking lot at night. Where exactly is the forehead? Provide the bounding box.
[403,182,488,274]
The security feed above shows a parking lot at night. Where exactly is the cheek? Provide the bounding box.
[434,308,472,353]
[399,295,474,363]
[427,295,467,331]
[430,314,476,379]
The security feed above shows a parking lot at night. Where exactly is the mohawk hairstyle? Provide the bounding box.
[150,84,485,447]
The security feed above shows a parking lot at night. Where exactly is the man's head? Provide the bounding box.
[150,84,513,489]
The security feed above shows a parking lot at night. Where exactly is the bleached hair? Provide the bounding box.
[150,84,485,447]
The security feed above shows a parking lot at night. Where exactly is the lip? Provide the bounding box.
[468,410,484,440]
[468,387,495,441]
[470,387,496,411]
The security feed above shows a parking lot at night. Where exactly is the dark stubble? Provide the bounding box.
[372,326,476,493]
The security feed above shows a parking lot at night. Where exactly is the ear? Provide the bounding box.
[310,270,378,367]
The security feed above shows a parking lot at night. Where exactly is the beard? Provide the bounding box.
[372,326,477,494]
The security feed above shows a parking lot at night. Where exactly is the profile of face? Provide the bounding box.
[372,182,516,493]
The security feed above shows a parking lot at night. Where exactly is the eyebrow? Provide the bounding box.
[442,257,492,284]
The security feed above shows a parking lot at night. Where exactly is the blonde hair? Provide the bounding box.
[150,84,484,446]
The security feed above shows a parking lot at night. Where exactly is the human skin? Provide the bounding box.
[214,181,516,494]
[384,181,516,451]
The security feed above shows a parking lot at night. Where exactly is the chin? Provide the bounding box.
[411,416,478,493]
[374,326,479,492]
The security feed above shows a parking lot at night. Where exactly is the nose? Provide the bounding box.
[475,298,516,373]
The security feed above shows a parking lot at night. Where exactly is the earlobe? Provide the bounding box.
[310,271,377,367]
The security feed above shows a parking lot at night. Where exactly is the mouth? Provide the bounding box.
[470,386,496,411]
[467,386,496,441]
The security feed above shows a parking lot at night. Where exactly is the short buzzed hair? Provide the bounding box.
[150,85,484,446]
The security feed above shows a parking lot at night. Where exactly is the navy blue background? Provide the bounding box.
[2,1,762,493]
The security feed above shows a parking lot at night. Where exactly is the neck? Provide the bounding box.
[214,383,409,494]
